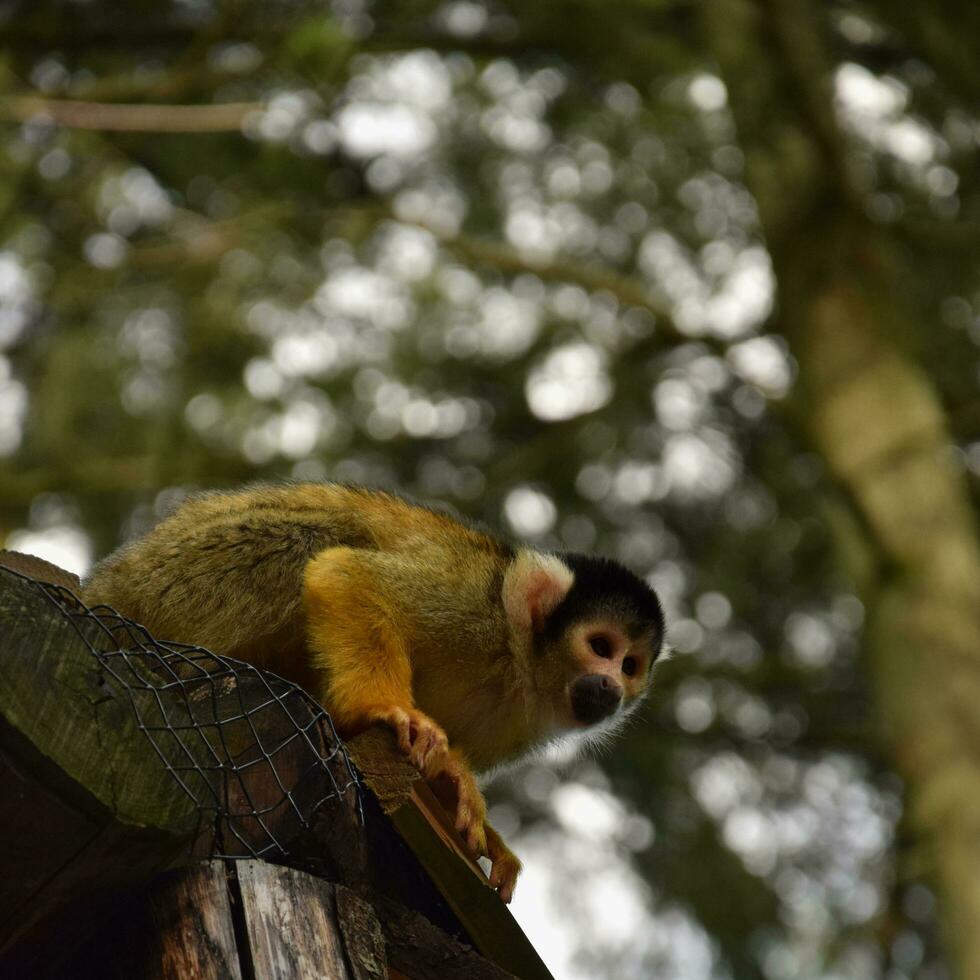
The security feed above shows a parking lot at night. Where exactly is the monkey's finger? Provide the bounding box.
[409,725,428,761]
[454,809,487,859]
[489,860,519,904]
[425,729,449,769]
[453,787,481,830]
[424,739,449,774]
[486,831,521,903]
[409,727,431,770]
[410,720,448,773]
[460,817,486,858]
[488,860,511,889]
[453,800,473,836]
[383,708,413,757]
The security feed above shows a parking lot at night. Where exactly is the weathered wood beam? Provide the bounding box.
[0,557,363,955]
[0,561,200,952]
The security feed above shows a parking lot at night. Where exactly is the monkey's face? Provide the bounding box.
[505,548,664,735]
[561,618,658,728]
[532,612,661,734]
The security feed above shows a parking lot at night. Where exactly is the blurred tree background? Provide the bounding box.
[1,0,979,977]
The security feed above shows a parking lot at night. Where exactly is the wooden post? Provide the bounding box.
[128,863,244,980]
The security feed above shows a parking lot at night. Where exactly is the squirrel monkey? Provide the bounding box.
[83,483,665,902]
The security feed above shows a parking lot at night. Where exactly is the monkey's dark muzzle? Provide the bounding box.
[570,675,623,725]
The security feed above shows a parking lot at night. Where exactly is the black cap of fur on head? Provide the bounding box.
[539,552,665,653]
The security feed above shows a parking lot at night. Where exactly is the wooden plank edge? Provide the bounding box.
[348,731,554,980]
[386,803,553,980]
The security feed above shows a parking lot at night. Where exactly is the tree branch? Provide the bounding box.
[0,96,260,133]
[373,211,713,349]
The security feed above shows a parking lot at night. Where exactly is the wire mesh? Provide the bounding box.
[3,565,361,861]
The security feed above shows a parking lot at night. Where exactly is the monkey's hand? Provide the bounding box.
[485,823,522,905]
[429,750,487,856]
[428,750,522,903]
[364,705,450,774]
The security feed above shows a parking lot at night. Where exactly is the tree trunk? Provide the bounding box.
[703,2,980,977]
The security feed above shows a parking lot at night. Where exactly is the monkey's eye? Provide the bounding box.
[589,635,613,659]
[622,656,637,677]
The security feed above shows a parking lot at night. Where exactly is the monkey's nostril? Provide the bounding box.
[589,634,613,658]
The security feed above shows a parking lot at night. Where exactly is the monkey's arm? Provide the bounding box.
[303,547,449,774]
[303,547,520,900]
[428,747,523,904]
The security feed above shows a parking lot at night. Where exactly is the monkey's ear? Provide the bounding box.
[502,550,574,633]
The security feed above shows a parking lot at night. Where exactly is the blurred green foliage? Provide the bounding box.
[1,1,978,978]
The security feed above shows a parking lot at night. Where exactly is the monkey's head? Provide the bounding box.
[503,550,665,735]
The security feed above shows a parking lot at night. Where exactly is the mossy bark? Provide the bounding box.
[704,3,980,976]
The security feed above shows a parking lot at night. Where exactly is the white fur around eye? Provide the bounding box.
[502,550,574,632]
